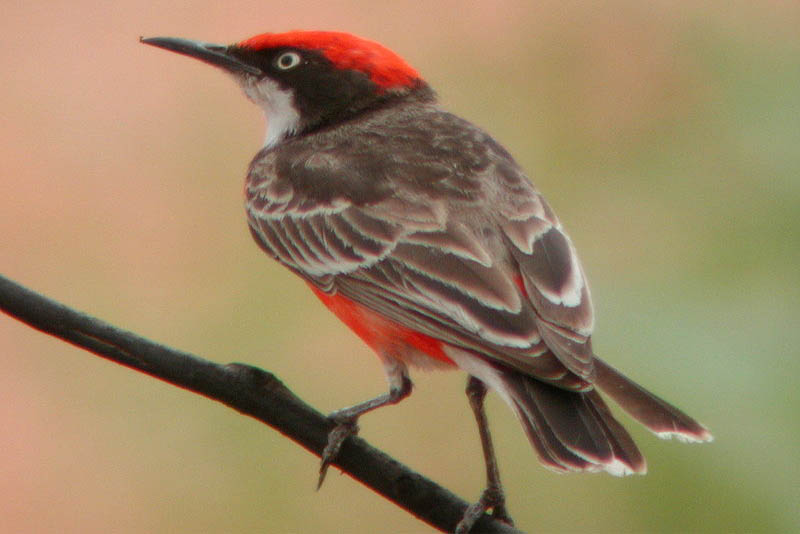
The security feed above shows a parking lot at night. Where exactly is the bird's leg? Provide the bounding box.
[456,375,514,533]
[318,362,412,489]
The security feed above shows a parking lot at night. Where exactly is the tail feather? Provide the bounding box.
[499,368,646,476]
[584,390,647,475]
[446,346,710,476]
[513,391,597,472]
[522,378,613,464]
[593,358,713,443]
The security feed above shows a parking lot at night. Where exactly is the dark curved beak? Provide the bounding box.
[140,36,263,76]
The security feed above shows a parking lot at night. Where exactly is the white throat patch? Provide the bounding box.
[240,77,301,148]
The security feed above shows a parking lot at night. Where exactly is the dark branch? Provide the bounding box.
[0,273,522,534]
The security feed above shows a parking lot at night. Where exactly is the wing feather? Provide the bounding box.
[245,108,597,387]
[390,243,521,313]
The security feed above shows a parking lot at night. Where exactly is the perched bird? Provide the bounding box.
[142,31,712,532]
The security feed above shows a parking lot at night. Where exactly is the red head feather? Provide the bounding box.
[237,31,421,90]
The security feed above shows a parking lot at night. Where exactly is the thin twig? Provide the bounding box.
[0,273,522,534]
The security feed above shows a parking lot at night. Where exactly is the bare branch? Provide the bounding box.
[0,274,522,534]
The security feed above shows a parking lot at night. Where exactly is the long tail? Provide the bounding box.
[495,358,711,476]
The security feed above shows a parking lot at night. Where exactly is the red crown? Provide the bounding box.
[238,31,420,90]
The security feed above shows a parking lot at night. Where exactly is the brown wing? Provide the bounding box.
[245,108,596,388]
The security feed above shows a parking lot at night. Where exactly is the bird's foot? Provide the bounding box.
[455,484,514,533]
[317,414,359,490]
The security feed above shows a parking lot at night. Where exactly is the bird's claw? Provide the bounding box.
[317,418,359,490]
[455,485,513,534]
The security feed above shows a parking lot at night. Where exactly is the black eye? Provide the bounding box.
[274,51,303,70]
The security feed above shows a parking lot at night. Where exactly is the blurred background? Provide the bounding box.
[1,1,798,532]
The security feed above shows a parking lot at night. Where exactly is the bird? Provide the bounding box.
[142,30,712,533]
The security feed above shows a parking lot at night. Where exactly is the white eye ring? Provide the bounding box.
[274,51,302,70]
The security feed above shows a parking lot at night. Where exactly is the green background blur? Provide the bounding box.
[2,2,798,532]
